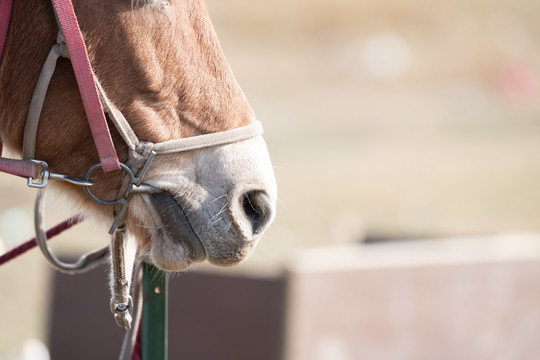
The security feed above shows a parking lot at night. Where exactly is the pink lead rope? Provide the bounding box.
[51,0,120,172]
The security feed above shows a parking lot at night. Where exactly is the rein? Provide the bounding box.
[0,0,262,342]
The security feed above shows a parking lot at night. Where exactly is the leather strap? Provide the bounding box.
[97,80,140,151]
[50,0,120,171]
[151,121,263,154]
[0,157,38,178]
[34,189,110,274]
[23,43,65,160]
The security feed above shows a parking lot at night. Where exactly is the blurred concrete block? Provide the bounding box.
[284,235,540,360]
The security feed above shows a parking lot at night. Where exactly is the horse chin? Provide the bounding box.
[148,192,207,271]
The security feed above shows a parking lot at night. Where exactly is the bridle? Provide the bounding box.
[0,0,263,332]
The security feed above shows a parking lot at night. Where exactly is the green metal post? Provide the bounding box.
[142,263,168,360]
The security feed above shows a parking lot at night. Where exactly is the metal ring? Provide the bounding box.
[84,163,135,205]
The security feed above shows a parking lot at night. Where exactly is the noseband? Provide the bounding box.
[0,0,262,330]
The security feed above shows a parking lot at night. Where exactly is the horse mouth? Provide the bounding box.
[150,192,207,265]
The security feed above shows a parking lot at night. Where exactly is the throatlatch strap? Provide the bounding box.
[51,0,120,172]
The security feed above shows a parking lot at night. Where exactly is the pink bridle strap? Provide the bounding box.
[0,0,12,61]
[0,139,36,178]
[51,0,120,172]
[0,156,37,178]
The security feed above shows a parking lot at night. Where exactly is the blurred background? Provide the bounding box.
[2,0,540,359]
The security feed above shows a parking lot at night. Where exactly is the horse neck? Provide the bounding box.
[0,0,57,153]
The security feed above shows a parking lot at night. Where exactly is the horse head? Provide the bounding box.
[0,0,277,271]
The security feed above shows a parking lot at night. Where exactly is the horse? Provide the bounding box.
[0,0,277,275]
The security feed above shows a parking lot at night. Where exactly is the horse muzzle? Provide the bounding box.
[147,184,275,270]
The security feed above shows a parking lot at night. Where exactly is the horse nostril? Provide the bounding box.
[242,191,266,232]
[231,189,274,240]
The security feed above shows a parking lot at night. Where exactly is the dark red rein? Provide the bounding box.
[0,215,82,266]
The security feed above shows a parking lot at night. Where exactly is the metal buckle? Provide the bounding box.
[27,159,94,188]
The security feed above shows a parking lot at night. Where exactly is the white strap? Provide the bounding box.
[34,189,109,274]
[151,121,263,154]
[23,44,63,160]
[96,80,140,151]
